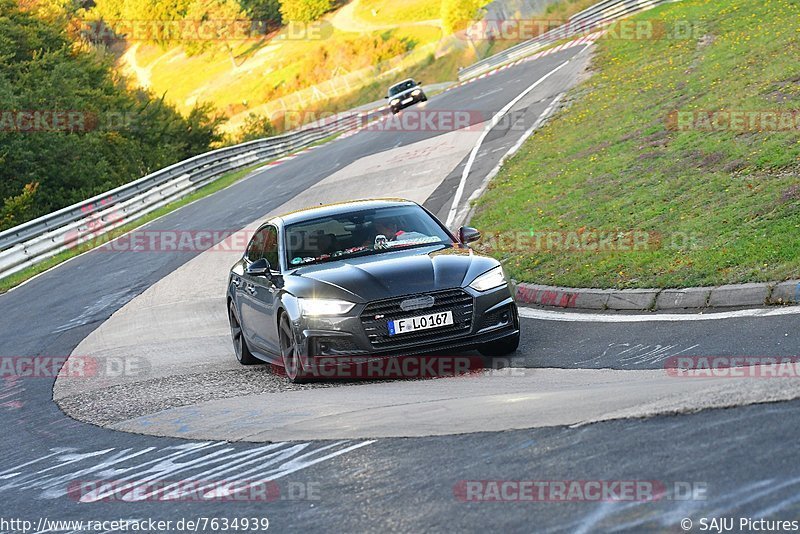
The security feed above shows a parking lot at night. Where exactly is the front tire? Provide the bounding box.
[478,332,520,357]
[229,301,259,365]
[278,314,310,383]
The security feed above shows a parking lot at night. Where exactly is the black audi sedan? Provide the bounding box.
[227,199,520,382]
[385,78,427,114]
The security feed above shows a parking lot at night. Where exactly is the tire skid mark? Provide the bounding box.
[0,376,24,410]
[0,439,374,501]
[575,343,701,367]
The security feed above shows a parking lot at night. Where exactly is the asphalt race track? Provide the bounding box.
[1,43,799,532]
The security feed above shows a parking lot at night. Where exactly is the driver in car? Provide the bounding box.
[367,217,430,248]
[362,217,402,248]
[373,218,402,242]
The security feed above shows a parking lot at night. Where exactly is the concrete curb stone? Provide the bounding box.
[514,279,800,311]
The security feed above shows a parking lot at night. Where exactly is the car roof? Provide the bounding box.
[273,198,419,226]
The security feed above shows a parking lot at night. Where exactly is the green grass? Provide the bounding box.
[353,0,441,24]
[0,156,287,293]
[471,0,800,289]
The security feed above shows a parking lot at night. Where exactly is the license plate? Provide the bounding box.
[402,97,413,104]
[388,310,453,336]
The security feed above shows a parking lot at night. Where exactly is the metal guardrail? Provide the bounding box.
[0,107,387,280]
[458,0,678,80]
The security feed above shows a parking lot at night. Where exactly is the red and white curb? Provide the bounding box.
[452,31,605,86]
[265,145,320,166]
[514,279,800,312]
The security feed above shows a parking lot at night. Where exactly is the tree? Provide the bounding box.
[234,112,276,143]
[183,0,246,59]
[278,0,332,23]
[0,0,224,229]
[240,0,282,28]
[441,0,480,35]
[1,182,39,230]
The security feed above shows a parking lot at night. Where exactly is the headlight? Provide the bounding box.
[411,89,421,96]
[469,266,507,292]
[299,298,356,316]
[390,98,400,105]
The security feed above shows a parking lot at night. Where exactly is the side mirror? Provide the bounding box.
[246,258,271,278]
[416,81,422,86]
[458,226,481,244]
[384,95,389,99]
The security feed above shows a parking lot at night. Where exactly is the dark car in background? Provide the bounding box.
[227,199,520,382]
[386,78,427,114]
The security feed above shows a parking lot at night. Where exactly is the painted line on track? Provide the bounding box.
[445,59,571,228]
[518,305,800,323]
[453,91,568,227]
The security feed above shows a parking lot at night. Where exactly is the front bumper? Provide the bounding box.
[390,91,426,112]
[295,284,519,362]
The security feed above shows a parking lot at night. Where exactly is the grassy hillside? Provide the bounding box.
[117,3,449,134]
[472,0,800,289]
[354,0,440,24]
[114,0,600,135]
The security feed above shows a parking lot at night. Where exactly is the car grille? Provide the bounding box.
[360,289,474,350]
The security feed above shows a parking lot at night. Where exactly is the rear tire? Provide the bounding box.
[229,301,259,365]
[478,332,520,357]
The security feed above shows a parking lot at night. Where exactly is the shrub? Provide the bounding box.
[278,0,333,22]
[441,0,480,35]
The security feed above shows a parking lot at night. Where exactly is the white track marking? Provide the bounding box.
[451,91,567,226]
[518,305,800,323]
[0,440,375,501]
[445,59,571,227]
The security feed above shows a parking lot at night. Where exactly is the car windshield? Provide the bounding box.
[388,80,416,97]
[284,205,453,267]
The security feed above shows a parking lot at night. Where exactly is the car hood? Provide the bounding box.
[287,245,499,302]
[389,87,418,100]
